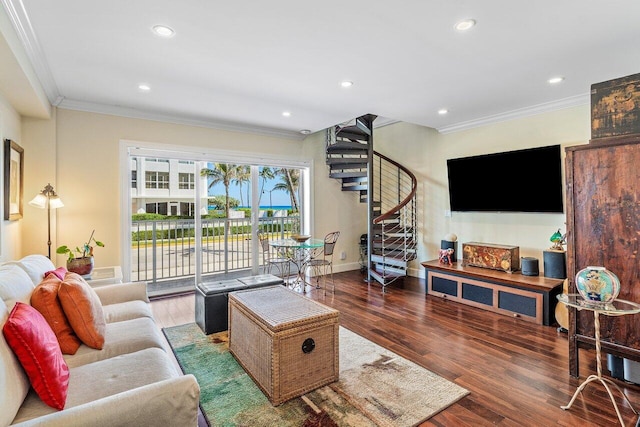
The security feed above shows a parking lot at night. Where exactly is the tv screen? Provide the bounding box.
[447,145,564,213]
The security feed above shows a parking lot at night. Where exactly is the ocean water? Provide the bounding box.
[238,205,292,210]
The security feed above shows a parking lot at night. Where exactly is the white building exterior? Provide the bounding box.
[130,157,208,216]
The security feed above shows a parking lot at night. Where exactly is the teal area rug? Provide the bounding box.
[163,323,469,427]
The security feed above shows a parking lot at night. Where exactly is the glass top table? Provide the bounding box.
[269,238,324,291]
[269,238,324,249]
[557,293,640,316]
[557,293,640,425]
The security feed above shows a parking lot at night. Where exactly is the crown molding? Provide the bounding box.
[436,93,589,134]
[373,117,400,129]
[2,0,60,104]
[57,98,305,140]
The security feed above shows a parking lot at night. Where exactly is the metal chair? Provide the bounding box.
[257,231,290,279]
[305,231,340,292]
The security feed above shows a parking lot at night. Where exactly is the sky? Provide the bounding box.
[207,177,291,207]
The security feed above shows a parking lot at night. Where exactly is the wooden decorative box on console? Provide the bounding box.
[461,242,520,273]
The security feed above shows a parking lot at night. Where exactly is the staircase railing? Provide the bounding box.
[372,150,417,226]
[371,150,417,286]
[325,115,417,290]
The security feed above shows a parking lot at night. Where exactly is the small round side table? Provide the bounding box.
[557,293,640,426]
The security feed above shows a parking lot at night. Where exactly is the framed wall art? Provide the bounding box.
[4,139,24,220]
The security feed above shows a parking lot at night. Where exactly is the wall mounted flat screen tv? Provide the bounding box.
[447,144,564,213]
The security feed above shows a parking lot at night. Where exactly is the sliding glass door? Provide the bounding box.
[124,145,307,297]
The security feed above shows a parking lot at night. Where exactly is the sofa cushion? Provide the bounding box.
[12,347,179,424]
[0,264,36,308]
[9,254,56,285]
[103,300,153,323]
[0,264,47,423]
[63,316,167,368]
[2,302,69,410]
[0,298,31,427]
[59,273,106,350]
[93,281,150,306]
[31,274,82,355]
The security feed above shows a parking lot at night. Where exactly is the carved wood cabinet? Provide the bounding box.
[565,136,640,377]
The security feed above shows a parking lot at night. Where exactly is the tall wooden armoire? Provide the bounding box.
[565,135,640,377]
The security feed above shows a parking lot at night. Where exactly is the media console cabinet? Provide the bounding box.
[421,260,563,326]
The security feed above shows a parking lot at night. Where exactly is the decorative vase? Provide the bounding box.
[67,256,94,276]
[575,266,620,304]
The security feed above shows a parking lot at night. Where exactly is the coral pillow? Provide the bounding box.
[58,272,106,349]
[31,274,81,354]
[2,302,69,410]
[45,266,68,280]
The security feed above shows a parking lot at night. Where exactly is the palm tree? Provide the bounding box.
[258,166,276,206]
[200,163,238,218]
[233,165,251,207]
[273,168,300,212]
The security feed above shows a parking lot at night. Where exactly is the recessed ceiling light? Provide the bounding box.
[454,19,476,31]
[438,108,448,115]
[138,84,151,92]
[300,129,311,135]
[340,81,353,88]
[152,25,175,38]
[282,111,291,117]
[548,76,565,84]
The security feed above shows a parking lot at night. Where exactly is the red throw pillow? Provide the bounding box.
[44,267,68,281]
[59,272,106,349]
[2,302,69,410]
[31,274,82,354]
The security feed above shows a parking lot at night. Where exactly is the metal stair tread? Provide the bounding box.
[326,141,369,152]
[369,268,404,283]
[341,185,368,191]
[329,171,368,178]
[337,125,370,138]
[326,157,368,165]
[329,164,368,171]
[370,254,408,267]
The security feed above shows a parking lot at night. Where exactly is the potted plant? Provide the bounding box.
[56,230,105,276]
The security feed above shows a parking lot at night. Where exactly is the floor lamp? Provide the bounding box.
[29,183,64,259]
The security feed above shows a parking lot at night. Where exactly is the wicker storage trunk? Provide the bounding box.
[228,286,339,405]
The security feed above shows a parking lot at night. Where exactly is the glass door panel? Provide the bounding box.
[128,151,306,297]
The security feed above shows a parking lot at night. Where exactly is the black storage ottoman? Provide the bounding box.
[195,274,284,334]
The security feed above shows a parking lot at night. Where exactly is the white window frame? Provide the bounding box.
[119,139,313,284]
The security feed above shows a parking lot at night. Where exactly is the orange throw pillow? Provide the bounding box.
[3,302,69,410]
[31,274,81,354]
[58,272,106,350]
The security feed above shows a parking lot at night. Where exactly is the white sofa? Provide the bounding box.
[0,255,200,426]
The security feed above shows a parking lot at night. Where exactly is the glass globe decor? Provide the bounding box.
[575,266,621,304]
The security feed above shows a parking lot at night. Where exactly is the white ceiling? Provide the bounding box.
[4,0,640,139]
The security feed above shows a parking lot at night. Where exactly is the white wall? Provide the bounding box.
[303,130,368,273]
[17,101,593,283]
[0,93,25,261]
[375,105,591,278]
[22,108,306,268]
[373,121,440,278]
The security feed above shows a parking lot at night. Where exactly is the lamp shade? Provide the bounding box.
[49,196,64,209]
[29,184,63,209]
[28,193,47,209]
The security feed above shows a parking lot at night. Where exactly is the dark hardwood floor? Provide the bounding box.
[150,270,640,426]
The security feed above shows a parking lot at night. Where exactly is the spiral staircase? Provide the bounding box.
[326,114,417,292]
